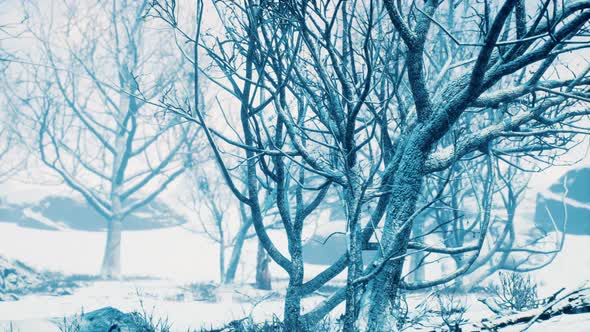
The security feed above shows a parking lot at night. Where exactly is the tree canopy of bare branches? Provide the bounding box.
[8,0,198,278]
[148,0,590,329]
[2,0,588,330]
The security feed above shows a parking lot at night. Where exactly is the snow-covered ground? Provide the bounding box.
[0,216,588,331]
[0,219,343,331]
[0,223,222,282]
[0,279,292,331]
[0,161,588,331]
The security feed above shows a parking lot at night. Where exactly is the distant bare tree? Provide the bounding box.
[187,165,253,285]
[184,152,286,287]
[12,0,196,278]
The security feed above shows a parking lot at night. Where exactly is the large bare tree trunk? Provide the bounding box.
[343,178,364,331]
[283,240,304,330]
[358,140,427,331]
[101,218,123,278]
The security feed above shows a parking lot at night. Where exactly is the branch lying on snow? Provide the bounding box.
[476,285,590,330]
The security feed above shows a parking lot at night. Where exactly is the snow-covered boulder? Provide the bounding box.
[534,167,590,235]
[75,307,143,332]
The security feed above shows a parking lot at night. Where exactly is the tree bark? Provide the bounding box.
[283,243,304,330]
[215,211,225,284]
[343,180,364,331]
[359,137,428,331]
[255,240,272,290]
[218,231,225,284]
[224,216,252,284]
[100,217,123,278]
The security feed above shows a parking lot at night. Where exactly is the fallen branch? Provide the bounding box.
[476,285,590,330]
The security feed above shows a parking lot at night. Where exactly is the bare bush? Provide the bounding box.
[181,282,218,302]
[199,315,336,332]
[433,289,469,332]
[56,314,81,332]
[488,272,539,312]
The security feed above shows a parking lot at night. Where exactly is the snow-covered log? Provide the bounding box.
[477,287,590,330]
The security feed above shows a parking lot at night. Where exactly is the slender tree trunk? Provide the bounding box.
[101,217,123,278]
[451,254,464,289]
[214,212,226,284]
[255,240,272,290]
[224,217,252,284]
[218,232,225,284]
[410,219,426,283]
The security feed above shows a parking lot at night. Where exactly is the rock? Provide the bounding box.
[1,194,187,231]
[0,293,18,301]
[76,307,144,332]
[0,255,79,300]
[31,196,186,231]
[0,256,44,299]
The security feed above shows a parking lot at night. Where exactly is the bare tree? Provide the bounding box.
[356,1,590,329]
[186,163,278,286]
[12,0,196,278]
[153,0,590,330]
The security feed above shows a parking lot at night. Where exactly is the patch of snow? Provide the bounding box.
[22,208,68,231]
[0,279,331,331]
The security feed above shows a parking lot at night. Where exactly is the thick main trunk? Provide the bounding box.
[284,233,304,330]
[360,141,427,331]
[284,271,303,330]
[101,218,123,279]
[362,226,413,331]
[343,180,364,331]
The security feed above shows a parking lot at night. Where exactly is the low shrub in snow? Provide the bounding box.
[432,289,469,332]
[181,282,219,302]
[488,271,539,312]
